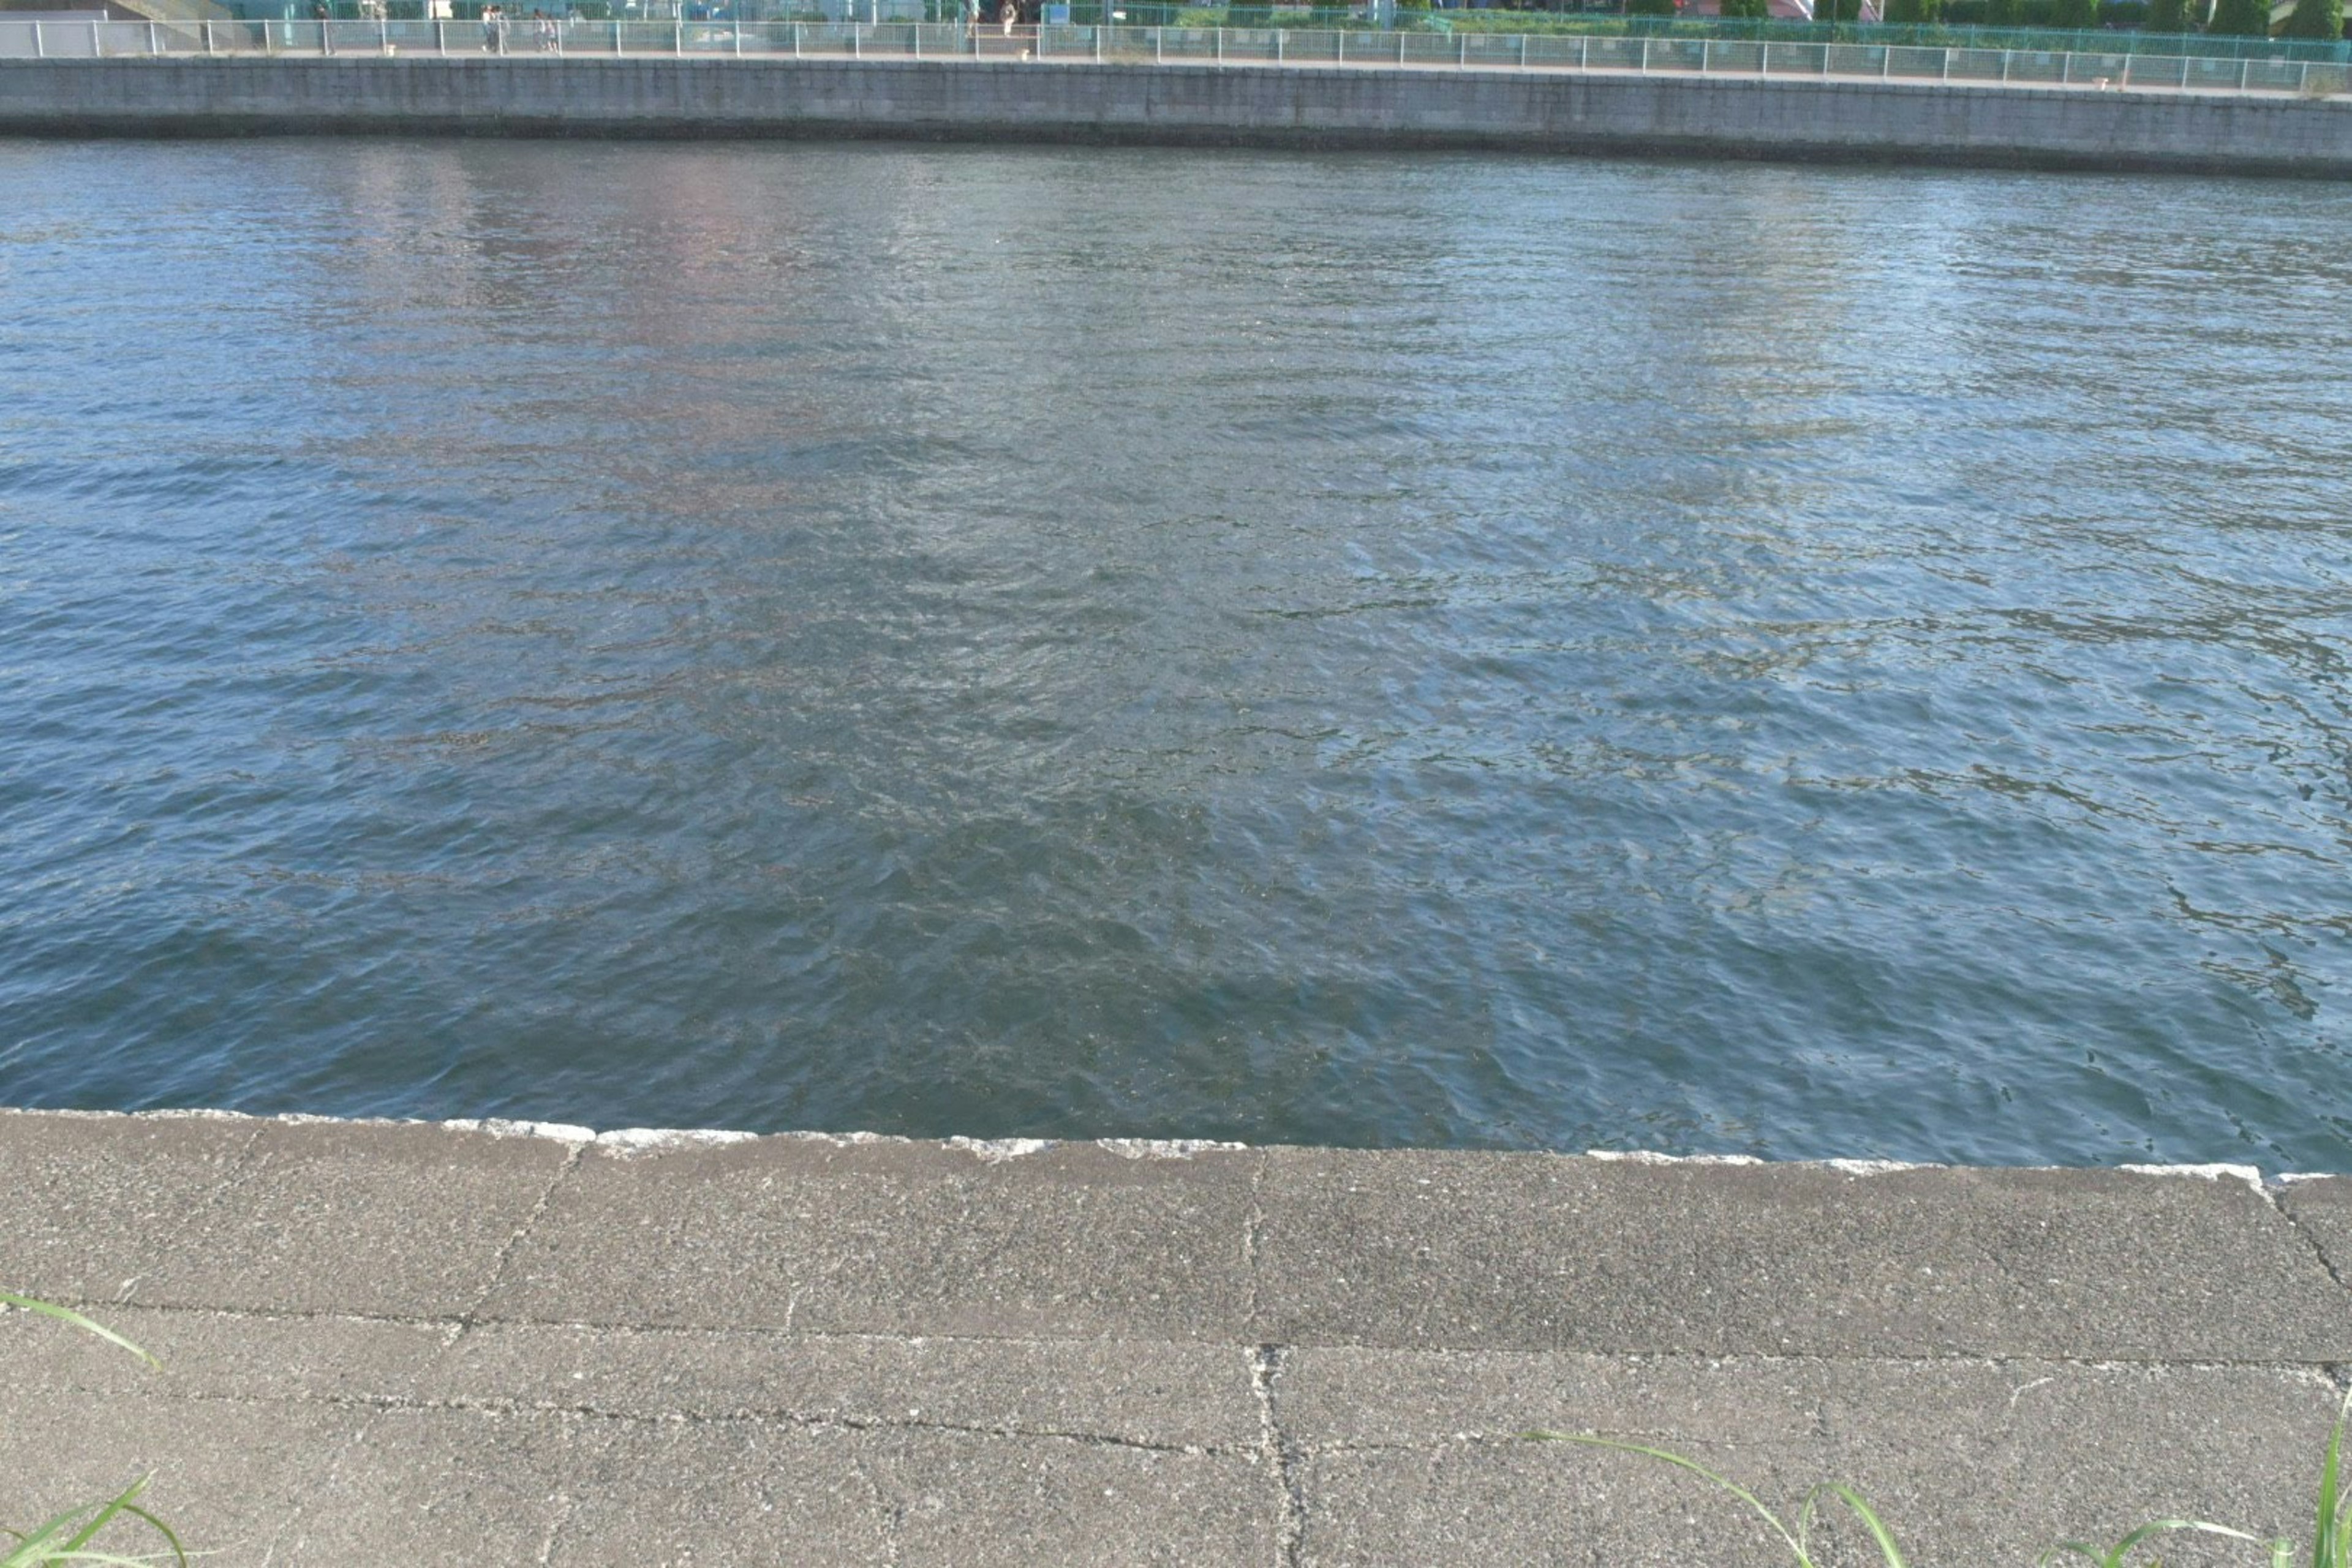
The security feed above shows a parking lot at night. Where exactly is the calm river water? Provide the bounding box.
[3,141,2348,1168]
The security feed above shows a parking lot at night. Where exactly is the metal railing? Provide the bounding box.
[5,14,2348,96]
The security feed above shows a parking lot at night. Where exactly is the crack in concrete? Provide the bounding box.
[1250,1344,1307,1568]
[534,1483,582,1566]
[12,1292,2350,1372]
[1243,1148,1270,1335]
[2268,1184,2352,1305]
[102,1121,271,1306]
[257,1390,396,1568]
[55,1380,1227,1453]
[461,1140,584,1325]
[845,1442,903,1567]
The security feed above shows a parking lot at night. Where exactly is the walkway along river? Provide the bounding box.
[4,31,2352,175]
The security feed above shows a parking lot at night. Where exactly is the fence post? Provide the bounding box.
[1518,32,1525,67]
[1154,26,1160,61]
[148,19,158,53]
[1941,46,1950,80]
[1759,40,1768,74]
[673,17,680,51]
[1275,28,1282,62]
[1396,29,1403,63]
[204,18,213,52]
[31,21,42,56]
[2000,48,2009,81]
[1215,25,1222,61]
[2237,56,2248,91]
[2059,51,2069,83]
[1457,31,1464,65]
[1700,38,1709,73]
[2298,60,2310,92]
[1336,28,1343,62]
[1638,35,1648,72]
[1578,34,1587,69]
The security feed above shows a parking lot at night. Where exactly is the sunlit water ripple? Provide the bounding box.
[2,140,2348,1168]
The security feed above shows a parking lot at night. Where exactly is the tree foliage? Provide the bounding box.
[2144,0,2190,30]
[2280,0,2343,39]
[2209,0,2271,34]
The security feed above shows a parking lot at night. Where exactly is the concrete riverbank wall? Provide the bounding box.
[6,56,2352,175]
[4,1107,2351,1561]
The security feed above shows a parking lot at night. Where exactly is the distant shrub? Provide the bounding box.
[2143,0,2189,27]
[2209,0,2269,33]
[2049,0,2096,28]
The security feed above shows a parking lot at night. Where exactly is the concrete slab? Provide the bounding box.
[154,1116,579,1317]
[277,1405,592,1565]
[2280,1175,2352,1294]
[0,1303,451,1403]
[858,1429,1280,1566]
[0,1388,366,1564]
[548,1418,891,1566]
[0,1108,260,1303]
[6,1112,2351,1566]
[1251,1149,2352,1359]
[1278,1348,2339,1566]
[425,1322,1260,1450]
[484,1136,1257,1340]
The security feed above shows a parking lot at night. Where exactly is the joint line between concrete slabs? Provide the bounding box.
[64,1381,1232,1454]
[1250,1344,1307,1567]
[258,1146,584,1566]
[17,1294,2352,1373]
[1243,1147,1269,1332]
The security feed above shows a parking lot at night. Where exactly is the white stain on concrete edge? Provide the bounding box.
[2120,1162,2266,1192]
[4,1108,2341,1179]
[1098,1138,1250,1159]
[947,1136,1057,1162]
[1586,1150,1767,1167]
[592,1126,760,1156]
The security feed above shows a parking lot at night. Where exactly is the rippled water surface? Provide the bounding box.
[4,141,2350,1167]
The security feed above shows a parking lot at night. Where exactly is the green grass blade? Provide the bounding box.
[1819,1483,1909,1568]
[0,1295,158,1370]
[53,1479,146,1556]
[2315,1385,2350,1568]
[5,1499,115,1567]
[1525,1430,1815,1566]
[0,1480,181,1568]
[108,1506,185,1568]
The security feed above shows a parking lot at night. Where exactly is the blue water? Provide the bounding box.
[3,140,2348,1167]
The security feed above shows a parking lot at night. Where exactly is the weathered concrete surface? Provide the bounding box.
[5,56,2352,177]
[2,1109,2349,1565]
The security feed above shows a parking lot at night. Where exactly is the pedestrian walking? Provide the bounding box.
[315,1,333,53]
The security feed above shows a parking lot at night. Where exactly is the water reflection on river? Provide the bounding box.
[2,141,2348,1167]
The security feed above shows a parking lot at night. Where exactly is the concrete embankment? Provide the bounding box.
[6,56,2352,175]
[2,1107,2350,1562]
